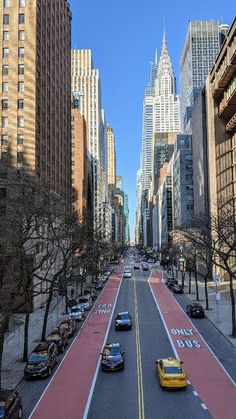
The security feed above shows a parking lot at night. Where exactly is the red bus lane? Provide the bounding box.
[149,270,236,419]
[29,270,123,419]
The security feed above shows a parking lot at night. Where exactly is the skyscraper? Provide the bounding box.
[180,20,229,131]
[107,124,116,208]
[71,49,104,231]
[0,0,72,202]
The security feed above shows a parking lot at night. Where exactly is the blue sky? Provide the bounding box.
[70,0,235,241]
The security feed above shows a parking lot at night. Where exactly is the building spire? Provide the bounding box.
[162,15,166,45]
[155,48,158,65]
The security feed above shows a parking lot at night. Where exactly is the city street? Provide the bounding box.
[16,264,236,419]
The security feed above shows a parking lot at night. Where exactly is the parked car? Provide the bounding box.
[166,279,178,289]
[0,389,22,419]
[24,342,58,380]
[186,303,205,318]
[142,264,149,271]
[173,284,184,294]
[100,343,125,371]
[155,357,187,389]
[134,264,140,270]
[115,311,132,331]
[94,280,103,290]
[46,328,68,353]
[78,296,93,311]
[68,306,84,322]
[59,318,77,338]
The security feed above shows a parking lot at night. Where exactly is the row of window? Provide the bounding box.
[3,30,25,40]
[2,81,24,92]
[3,47,24,58]
[2,64,24,75]
[1,116,25,127]
[3,0,25,7]
[2,99,24,109]
[3,13,25,24]
[1,134,24,145]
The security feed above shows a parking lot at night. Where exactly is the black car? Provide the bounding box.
[101,343,125,371]
[186,303,205,318]
[94,280,103,290]
[0,389,22,419]
[115,311,132,331]
[166,279,178,289]
[134,264,140,270]
[173,284,184,294]
[24,342,58,380]
[46,328,68,353]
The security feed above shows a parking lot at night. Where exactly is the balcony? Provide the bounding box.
[226,113,236,133]
[218,83,236,120]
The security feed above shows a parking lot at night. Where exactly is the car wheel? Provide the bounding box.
[60,345,65,353]
[18,407,22,419]
[48,367,52,377]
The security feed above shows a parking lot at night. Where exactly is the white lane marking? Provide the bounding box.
[159,272,236,387]
[201,403,208,410]
[193,390,198,396]
[148,277,179,360]
[83,276,123,419]
[28,273,122,419]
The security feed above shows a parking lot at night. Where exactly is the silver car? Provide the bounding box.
[69,306,83,321]
[78,296,93,311]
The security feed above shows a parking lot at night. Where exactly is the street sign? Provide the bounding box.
[213,274,221,284]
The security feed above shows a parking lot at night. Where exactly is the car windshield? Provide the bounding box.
[164,366,182,374]
[104,346,121,356]
[48,333,60,340]
[60,323,69,329]
[70,308,79,313]
[119,314,129,320]
[79,298,88,303]
[29,352,48,363]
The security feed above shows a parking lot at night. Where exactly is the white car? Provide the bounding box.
[123,270,132,278]
[78,296,93,311]
[69,306,84,321]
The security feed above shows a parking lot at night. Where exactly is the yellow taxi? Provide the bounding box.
[155,357,187,389]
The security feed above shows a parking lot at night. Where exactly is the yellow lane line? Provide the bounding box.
[134,272,145,419]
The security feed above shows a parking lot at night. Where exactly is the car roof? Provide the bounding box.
[105,342,120,348]
[193,303,203,307]
[33,342,49,352]
[118,311,129,316]
[161,357,181,367]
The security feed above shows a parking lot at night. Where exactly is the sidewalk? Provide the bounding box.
[2,276,93,389]
[174,270,236,348]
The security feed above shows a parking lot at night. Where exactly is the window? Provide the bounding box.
[3,0,10,6]
[18,14,25,24]
[2,65,9,75]
[3,48,9,58]
[17,134,24,144]
[18,47,24,58]
[2,117,8,128]
[18,99,24,109]
[1,134,8,145]
[2,99,8,110]
[18,64,24,75]
[2,82,8,93]
[3,31,9,40]
[17,116,24,127]
[19,0,25,6]
[3,14,9,24]
[18,81,24,92]
[18,30,25,40]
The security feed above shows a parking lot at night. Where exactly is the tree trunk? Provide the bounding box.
[41,286,53,341]
[204,274,209,310]
[0,315,10,391]
[23,309,30,362]
[181,271,185,288]
[65,286,68,314]
[188,270,192,294]
[194,271,199,301]
[229,274,236,337]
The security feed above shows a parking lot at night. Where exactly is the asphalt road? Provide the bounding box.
[87,268,211,419]
[17,265,236,418]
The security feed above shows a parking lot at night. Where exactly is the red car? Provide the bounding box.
[186,303,205,318]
